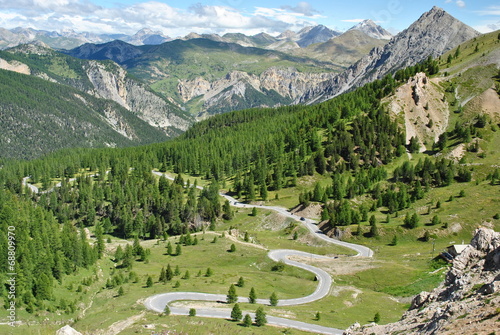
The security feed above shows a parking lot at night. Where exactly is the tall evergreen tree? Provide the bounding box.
[249,287,257,303]
[231,303,242,321]
[254,307,267,326]
[227,284,238,304]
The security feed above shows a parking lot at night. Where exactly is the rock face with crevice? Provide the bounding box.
[177,67,336,117]
[385,72,449,150]
[345,227,500,335]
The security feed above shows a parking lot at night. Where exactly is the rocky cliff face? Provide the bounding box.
[385,73,449,150]
[345,227,500,335]
[84,61,192,134]
[298,6,480,104]
[259,67,336,100]
[178,67,336,116]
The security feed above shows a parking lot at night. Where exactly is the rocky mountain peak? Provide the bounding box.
[348,19,392,40]
[296,25,341,47]
[277,30,297,40]
[297,6,480,104]
[125,28,171,45]
[345,227,500,335]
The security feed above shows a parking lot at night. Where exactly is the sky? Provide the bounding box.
[0,0,499,37]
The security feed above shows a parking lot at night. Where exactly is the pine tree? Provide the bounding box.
[175,243,182,256]
[409,136,420,153]
[205,267,213,277]
[164,305,170,316]
[227,284,238,304]
[315,311,321,321]
[146,276,153,287]
[370,222,379,237]
[189,308,196,316]
[431,215,440,226]
[243,314,252,327]
[121,244,134,269]
[260,183,268,201]
[251,207,257,216]
[159,267,166,283]
[223,200,233,220]
[114,245,124,262]
[183,270,190,279]
[390,235,398,246]
[231,303,243,321]
[166,264,173,281]
[117,286,124,296]
[229,243,236,252]
[237,276,245,287]
[254,306,267,326]
[167,241,173,255]
[249,287,256,303]
[409,213,420,229]
[94,222,105,259]
[132,235,142,256]
[269,292,278,306]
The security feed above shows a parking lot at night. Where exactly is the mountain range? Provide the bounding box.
[0,6,495,159]
[297,6,480,104]
[0,21,389,51]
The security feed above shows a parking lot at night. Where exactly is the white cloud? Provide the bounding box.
[444,0,466,8]
[0,0,321,36]
[280,2,319,17]
[475,6,500,16]
[473,19,500,33]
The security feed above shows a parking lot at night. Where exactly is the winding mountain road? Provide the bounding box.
[24,171,373,334]
[148,171,373,334]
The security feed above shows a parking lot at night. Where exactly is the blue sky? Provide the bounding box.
[0,0,499,37]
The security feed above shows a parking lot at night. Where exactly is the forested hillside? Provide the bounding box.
[0,69,168,159]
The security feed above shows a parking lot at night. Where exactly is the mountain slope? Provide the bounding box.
[345,228,500,335]
[0,69,167,159]
[66,38,339,116]
[292,30,388,68]
[2,43,193,135]
[295,25,341,47]
[384,29,500,151]
[298,6,480,104]
[65,40,144,63]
